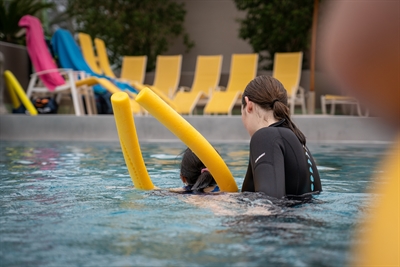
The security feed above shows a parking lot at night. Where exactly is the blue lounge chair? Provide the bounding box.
[51,29,138,94]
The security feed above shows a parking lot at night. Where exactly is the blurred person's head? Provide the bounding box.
[321,1,399,128]
[320,1,399,266]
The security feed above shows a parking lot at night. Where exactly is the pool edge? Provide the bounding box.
[0,114,396,144]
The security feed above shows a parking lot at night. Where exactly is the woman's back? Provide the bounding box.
[242,124,321,199]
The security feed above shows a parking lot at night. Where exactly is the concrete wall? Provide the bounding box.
[166,0,253,74]
[0,115,395,144]
[0,42,31,102]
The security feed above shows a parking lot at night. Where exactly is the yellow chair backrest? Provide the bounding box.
[225,53,258,93]
[120,56,147,84]
[272,52,303,97]
[78,32,102,75]
[94,37,116,78]
[152,55,182,97]
[190,55,222,94]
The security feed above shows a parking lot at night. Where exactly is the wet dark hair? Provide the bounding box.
[180,148,216,192]
[242,75,306,145]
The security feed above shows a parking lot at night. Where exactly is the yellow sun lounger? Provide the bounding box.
[78,33,178,112]
[79,33,148,86]
[148,55,182,98]
[120,55,147,84]
[77,32,103,75]
[94,37,117,78]
[203,53,258,115]
[173,55,222,115]
[273,52,306,115]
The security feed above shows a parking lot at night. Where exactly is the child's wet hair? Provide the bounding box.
[180,148,216,192]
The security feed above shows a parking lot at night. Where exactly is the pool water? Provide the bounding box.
[0,141,389,267]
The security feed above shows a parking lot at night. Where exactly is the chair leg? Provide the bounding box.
[356,102,363,117]
[26,76,38,99]
[69,87,82,116]
[321,96,327,115]
[330,100,336,115]
[84,90,93,115]
[89,89,97,115]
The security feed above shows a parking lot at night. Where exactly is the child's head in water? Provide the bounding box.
[180,148,217,193]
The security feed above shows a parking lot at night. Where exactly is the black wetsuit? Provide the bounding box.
[241,120,322,199]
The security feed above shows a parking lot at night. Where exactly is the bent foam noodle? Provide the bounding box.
[135,87,238,192]
[111,92,154,190]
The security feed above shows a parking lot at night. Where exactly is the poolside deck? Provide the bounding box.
[0,115,395,144]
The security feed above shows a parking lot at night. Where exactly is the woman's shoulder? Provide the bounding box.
[252,126,292,142]
[254,126,278,136]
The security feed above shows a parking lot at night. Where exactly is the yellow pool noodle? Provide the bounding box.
[4,70,38,115]
[111,92,154,190]
[135,87,238,192]
[352,135,400,266]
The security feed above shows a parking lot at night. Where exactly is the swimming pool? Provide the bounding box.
[0,140,389,266]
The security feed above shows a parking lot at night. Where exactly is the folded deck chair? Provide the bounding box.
[203,54,258,115]
[321,94,367,116]
[51,29,141,114]
[172,55,222,114]
[273,52,306,114]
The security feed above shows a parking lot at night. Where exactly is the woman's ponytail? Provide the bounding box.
[273,101,306,145]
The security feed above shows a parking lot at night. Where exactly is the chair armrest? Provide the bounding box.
[30,68,73,77]
[178,86,191,92]
[216,86,226,92]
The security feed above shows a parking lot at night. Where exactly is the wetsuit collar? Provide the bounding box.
[268,119,285,127]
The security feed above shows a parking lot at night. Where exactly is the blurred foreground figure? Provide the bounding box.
[321,1,399,266]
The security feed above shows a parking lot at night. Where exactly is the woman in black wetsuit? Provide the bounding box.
[241,75,322,199]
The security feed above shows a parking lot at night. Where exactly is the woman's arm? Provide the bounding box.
[241,161,254,192]
[249,129,286,198]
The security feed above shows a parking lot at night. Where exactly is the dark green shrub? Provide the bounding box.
[0,0,54,44]
[67,0,194,71]
[233,0,316,69]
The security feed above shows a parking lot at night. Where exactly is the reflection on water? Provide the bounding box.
[0,140,388,267]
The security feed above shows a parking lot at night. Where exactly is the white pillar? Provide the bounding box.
[307,91,316,114]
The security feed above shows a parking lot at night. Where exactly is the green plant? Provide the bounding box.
[233,0,316,70]
[0,0,54,44]
[67,0,194,71]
